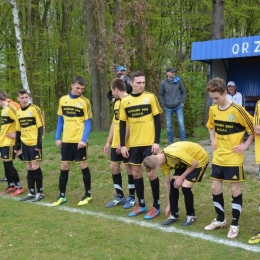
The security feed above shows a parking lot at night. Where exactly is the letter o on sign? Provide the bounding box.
[232,44,239,54]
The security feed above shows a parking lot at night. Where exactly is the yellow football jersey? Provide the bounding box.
[119,91,162,147]
[207,103,254,166]
[161,141,209,176]
[16,104,44,146]
[0,104,17,147]
[111,99,129,148]
[57,95,92,143]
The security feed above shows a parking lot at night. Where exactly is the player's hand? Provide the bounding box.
[174,177,184,188]
[165,204,171,216]
[151,143,160,154]
[78,141,86,149]
[6,133,15,139]
[232,143,248,154]
[55,140,62,149]
[116,145,121,154]
[121,146,129,158]
[103,143,110,154]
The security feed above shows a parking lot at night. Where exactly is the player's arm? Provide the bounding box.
[158,83,165,108]
[35,126,43,150]
[174,160,198,188]
[152,114,161,154]
[208,128,216,150]
[14,131,21,152]
[255,126,260,135]
[179,80,187,103]
[78,119,92,149]
[55,115,64,148]
[120,120,128,158]
[104,123,114,154]
[164,174,171,216]
[232,134,254,153]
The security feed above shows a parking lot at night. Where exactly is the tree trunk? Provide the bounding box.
[204,0,225,124]
[211,0,225,39]
[86,0,109,131]
[55,0,67,98]
[8,0,30,94]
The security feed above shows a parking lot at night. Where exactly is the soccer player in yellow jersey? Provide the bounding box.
[15,89,45,202]
[119,70,162,219]
[143,141,209,226]
[205,77,254,239]
[104,78,135,209]
[0,90,24,196]
[248,100,260,244]
[52,76,93,207]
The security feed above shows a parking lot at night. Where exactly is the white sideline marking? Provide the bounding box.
[38,202,260,253]
[3,197,260,253]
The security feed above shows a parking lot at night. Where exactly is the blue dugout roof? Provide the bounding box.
[191,35,260,61]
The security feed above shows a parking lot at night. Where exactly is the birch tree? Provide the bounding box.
[7,0,30,94]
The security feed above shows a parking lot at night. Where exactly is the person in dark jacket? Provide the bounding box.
[159,67,186,144]
[107,73,132,103]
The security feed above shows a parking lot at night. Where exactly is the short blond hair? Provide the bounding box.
[142,155,159,172]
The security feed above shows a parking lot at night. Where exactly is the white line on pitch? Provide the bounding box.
[34,201,260,253]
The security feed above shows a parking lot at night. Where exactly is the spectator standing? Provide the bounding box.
[226,81,245,106]
[159,67,186,145]
[116,66,130,85]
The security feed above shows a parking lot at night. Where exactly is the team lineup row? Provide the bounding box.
[0,72,260,245]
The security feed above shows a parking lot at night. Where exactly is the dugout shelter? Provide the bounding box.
[191,35,260,115]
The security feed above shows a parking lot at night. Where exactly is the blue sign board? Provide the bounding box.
[191,35,260,61]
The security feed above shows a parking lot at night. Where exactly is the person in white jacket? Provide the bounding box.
[226,81,245,107]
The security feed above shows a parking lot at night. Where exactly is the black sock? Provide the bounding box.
[34,168,43,193]
[4,161,21,187]
[182,187,195,216]
[59,170,69,197]
[213,193,225,222]
[27,170,35,195]
[128,174,135,197]
[134,178,145,207]
[150,177,160,209]
[112,173,124,198]
[169,179,179,218]
[231,194,242,226]
[82,167,91,197]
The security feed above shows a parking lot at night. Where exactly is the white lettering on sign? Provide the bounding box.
[242,42,249,53]
[254,41,260,52]
[232,44,239,54]
[232,41,260,55]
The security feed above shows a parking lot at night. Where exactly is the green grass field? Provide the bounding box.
[1,129,260,259]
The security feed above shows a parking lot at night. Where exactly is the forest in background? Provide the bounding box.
[1,0,260,132]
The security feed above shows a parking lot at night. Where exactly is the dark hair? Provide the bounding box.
[111,78,126,91]
[17,89,29,97]
[206,77,226,95]
[0,90,8,101]
[130,70,145,81]
[72,76,86,86]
